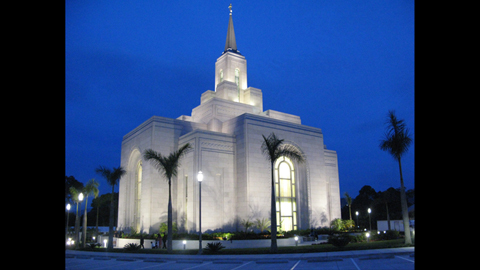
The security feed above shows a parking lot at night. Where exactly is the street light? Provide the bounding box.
[66,204,71,245]
[367,208,372,232]
[75,193,84,249]
[183,240,187,250]
[197,171,203,255]
[294,236,298,246]
[355,211,359,229]
[366,232,370,243]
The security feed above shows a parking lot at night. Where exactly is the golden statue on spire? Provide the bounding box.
[229,3,232,13]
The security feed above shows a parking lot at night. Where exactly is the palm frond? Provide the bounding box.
[95,166,125,187]
[379,110,412,161]
[84,178,100,198]
[69,187,80,203]
[143,143,192,181]
[276,144,305,164]
[261,133,284,162]
[143,149,169,180]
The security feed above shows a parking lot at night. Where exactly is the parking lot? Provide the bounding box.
[65,252,414,270]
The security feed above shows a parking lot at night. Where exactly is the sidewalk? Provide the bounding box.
[65,246,414,261]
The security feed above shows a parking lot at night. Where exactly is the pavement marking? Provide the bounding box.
[350,258,361,270]
[230,261,253,270]
[290,260,301,270]
[182,261,212,270]
[89,260,139,270]
[395,255,415,263]
[134,261,175,269]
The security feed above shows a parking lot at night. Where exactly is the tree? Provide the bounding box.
[379,110,413,245]
[65,176,84,204]
[95,166,126,251]
[143,143,192,253]
[90,193,118,226]
[344,192,352,220]
[261,133,305,253]
[82,179,99,247]
[374,188,397,231]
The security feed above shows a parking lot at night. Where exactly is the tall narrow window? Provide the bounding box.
[274,156,297,232]
[235,68,240,101]
[184,175,188,230]
[219,69,223,83]
[134,160,142,232]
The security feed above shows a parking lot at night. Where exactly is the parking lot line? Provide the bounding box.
[395,255,415,263]
[230,261,253,270]
[350,258,361,270]
[183,261,213,270]
[134,261,175,270]
[290,260,301,270]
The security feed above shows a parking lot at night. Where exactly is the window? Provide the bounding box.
[235,68,240,101]
[184,175,188,230]
[274,156,297,232]
[134,160,142,232]
[219,69,223,83]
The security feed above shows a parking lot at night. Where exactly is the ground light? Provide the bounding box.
[183,240,186,250]
[366,232,370,243]
[295,236,298,246]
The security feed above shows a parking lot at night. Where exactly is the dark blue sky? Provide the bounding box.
[66,0,414,208]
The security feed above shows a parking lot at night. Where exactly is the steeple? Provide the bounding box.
[224,4,239,54]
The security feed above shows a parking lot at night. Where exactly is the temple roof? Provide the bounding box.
[224,4,240,54]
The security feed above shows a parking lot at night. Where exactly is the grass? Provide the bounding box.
[72,239,412,255]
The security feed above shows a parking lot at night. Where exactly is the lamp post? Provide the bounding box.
[368,208,372,232]
[75,193,84,249]
[197,171,203,254]
[355,211,359,229]
[66,204,71,245]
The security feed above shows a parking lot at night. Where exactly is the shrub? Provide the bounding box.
[373,230,400,240]
[330,219,345,231]
[350,234,365,243]
[123,243,141,251]
[385,230,399,240]
[85,243,101,249]
[327,234,350,248]
[203,242,225,253]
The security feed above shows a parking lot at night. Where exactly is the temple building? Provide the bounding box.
[117,5,341,234]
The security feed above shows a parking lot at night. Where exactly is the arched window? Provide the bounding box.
[274,156,297,232]
[134,160,142,232]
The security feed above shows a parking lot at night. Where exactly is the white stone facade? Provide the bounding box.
[117,10,340,234]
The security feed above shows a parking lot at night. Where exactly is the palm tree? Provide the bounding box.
[143,143,192,253]
[379,110,413,245]
[261,133,305,253]
[95,166,126,251]
[344,192,352,221]
[82,179,100,247]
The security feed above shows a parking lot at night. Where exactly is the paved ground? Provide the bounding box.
[66,247,414,270]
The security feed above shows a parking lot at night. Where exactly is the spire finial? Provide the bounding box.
[229,3,232,14]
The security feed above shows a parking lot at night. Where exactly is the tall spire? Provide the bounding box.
[224,3,239,54]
